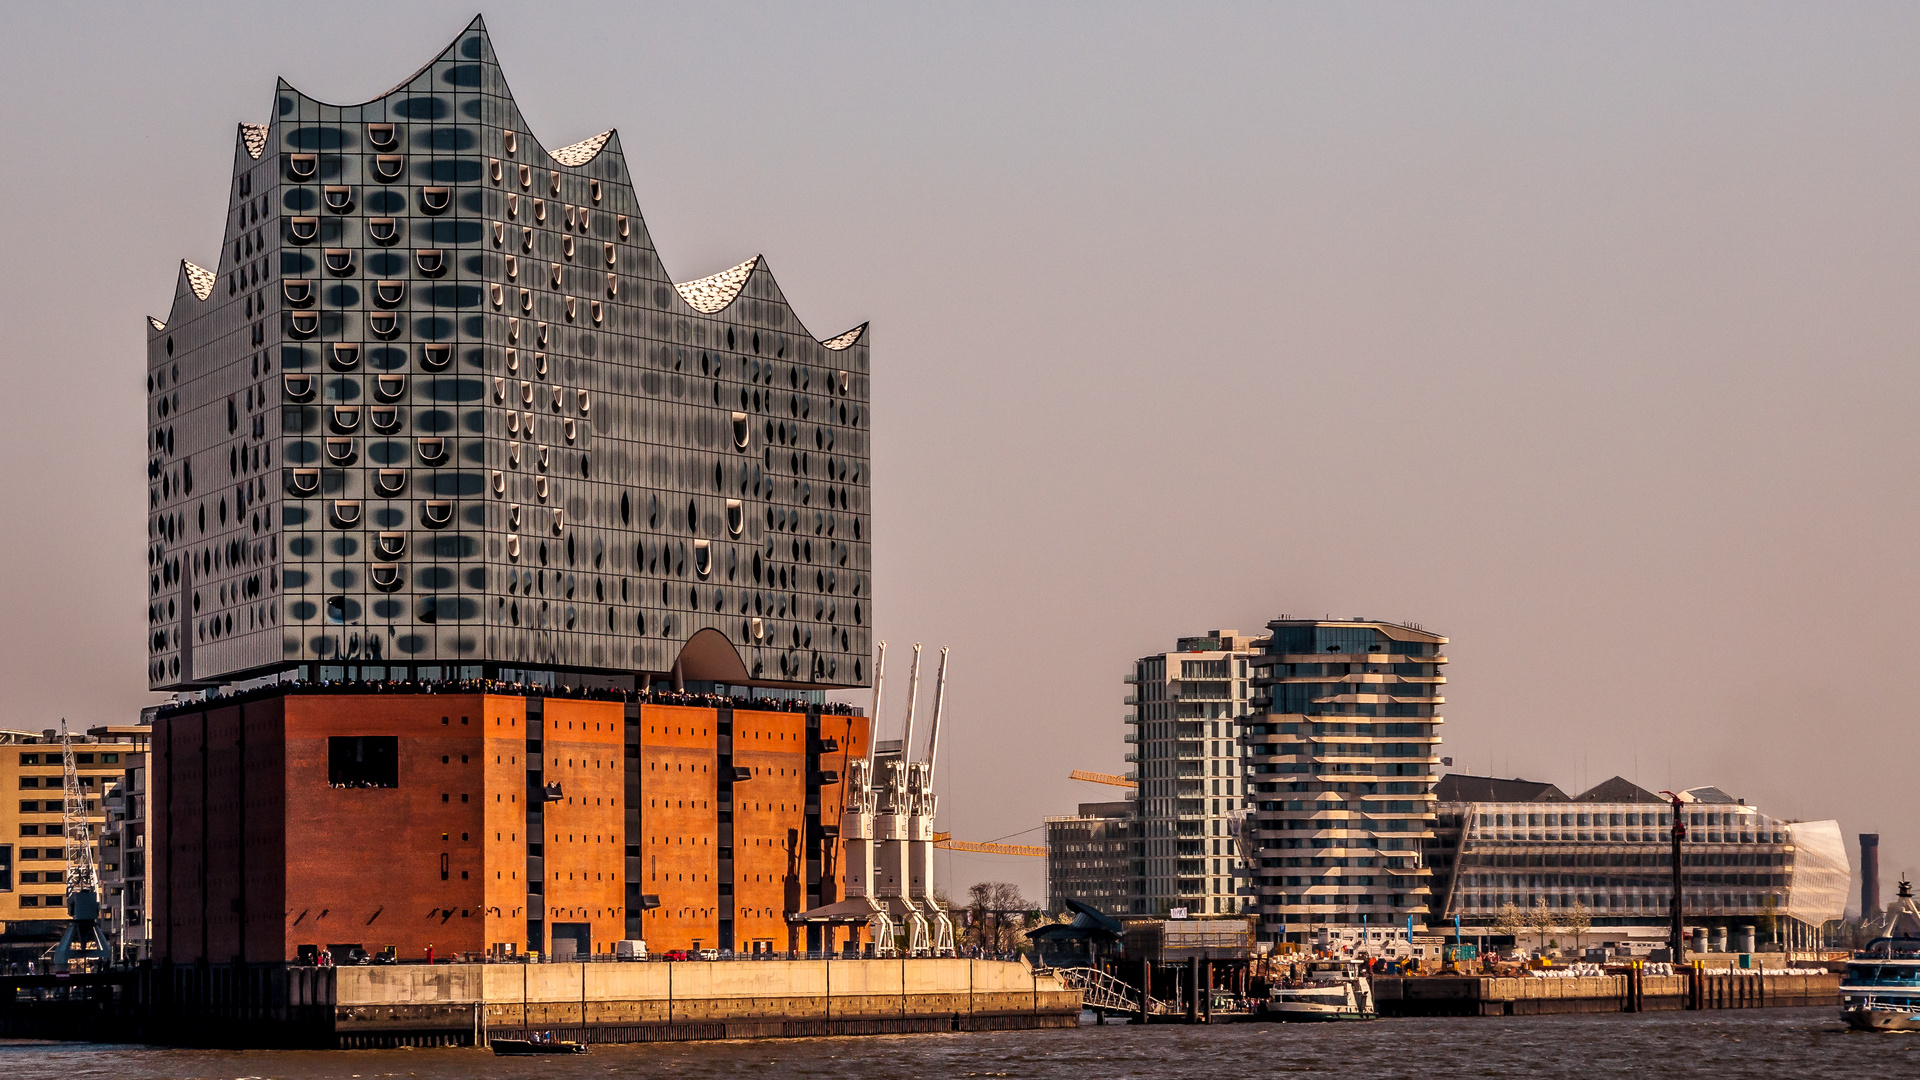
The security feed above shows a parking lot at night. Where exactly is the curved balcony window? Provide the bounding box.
[420,187,451,214]
[533,199,547,223]
[373,155,405,183]
[507,193,520,220]
[491,470,505,495]
[492,221,504,248]
[367,123,398,150]
[370,563,405,592]
[288,312,319,338]
[563,418,576,443]
[535,476,549,501]
[726,499,744,536]
[368,312,400,338]
[694,539,713,578]
[504,129,518,154]
[493,378,506,404]
[565,296,577,322]
[507,534,521,560]
[374,530,407,558]
[374,375,407,402]
[421,500,454,529]
[373,281,406,307]
[329,343,360,370]
[590,178,603,204]
[329,407,361,434]
[551,386,564,413]
[520,288,533,312]
[284,374,316,401]
[288,468,321,496]
[606,273,618,298]
[508,504,522,530]
[577,390,590,415]
[489,158,503,184]
[591,301,603,325]
[370,406,402,433]
[421,343,451,370]
[288,217,319,244]
[323,186,354,214]
[551,509,566,535]
[283,279,315,307]
[549,170,561,196]
[490,282,504,309]
[536,445,550,470]
[324,438,357,466]
[518,163,531,189]
[329,500,362,528]
[324,249,355,276]
[535,352,548,376]
[750,617,765,641]
[519,381,533,405]
[416,438,449,466]
[368,218,401,245]
[562,236,575,260]
[617,215,630,239]
[731,412,750,449]
[287,154,318,181]
[416,249,445,276]
[564,205,577,230]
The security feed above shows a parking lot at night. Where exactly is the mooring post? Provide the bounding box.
[1201,958,1212,1023]
[1139,958,1151,1025]
[1186,957,1199,1024]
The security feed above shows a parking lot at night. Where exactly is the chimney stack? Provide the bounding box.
[1860,833,1881,920]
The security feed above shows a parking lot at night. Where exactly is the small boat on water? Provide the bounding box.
[1263,962,1376,1022]
[1841,878,1920,1032]
[492,1035,588,1055]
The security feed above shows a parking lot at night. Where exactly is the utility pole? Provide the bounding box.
[1660,791,1687,962]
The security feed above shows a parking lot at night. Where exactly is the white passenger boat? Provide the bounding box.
[1264,963,1376,1021]
[1841,879,1920,1032]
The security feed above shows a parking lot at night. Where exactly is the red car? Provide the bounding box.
[660,949,689,961]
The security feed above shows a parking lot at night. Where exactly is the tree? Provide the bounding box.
[1757,895,1779,946]
[1493,901,1527,946]
[1528,897,1557,955]
[966,882,1031,954]
[1565,901,1593,955]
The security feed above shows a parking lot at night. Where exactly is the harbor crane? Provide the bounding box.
[53,719,110,971]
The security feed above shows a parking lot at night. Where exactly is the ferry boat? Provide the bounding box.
[1263,962,1377,1021]
[1840,878,1920,1032]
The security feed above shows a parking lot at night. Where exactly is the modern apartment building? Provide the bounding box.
[143,18,881,964]
[1425,774,1850,950]
[1243,618,1446,943]
[145,15,871,695]
[1126,630,1266,916]
[1,727,150,968]
[1044,801,1135,914]
[99,748,154,964]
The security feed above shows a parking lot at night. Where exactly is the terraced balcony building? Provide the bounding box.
[1126,630,1266,916]
[144,16,873,696]
[1243,619,1447,944]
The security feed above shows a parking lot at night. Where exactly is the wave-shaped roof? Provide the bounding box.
[674,257,760,314]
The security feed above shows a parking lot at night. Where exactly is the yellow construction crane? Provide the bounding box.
[1068,769,1137,789]
[932,832,1046,857]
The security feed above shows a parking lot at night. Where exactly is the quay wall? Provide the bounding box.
[0,959,1079,1048]
[1374,972,1840,1017]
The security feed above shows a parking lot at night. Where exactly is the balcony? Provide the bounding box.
[1123,694,1140,705]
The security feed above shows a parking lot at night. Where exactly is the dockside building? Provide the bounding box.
[144,18,876,964]
[1424,773,1850,947]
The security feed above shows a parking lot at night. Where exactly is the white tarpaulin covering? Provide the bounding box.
[1785,820,1850,925]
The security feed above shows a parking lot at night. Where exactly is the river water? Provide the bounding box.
[1,1008,1911,1079]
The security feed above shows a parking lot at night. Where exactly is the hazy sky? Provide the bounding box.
[2,2,1915,907]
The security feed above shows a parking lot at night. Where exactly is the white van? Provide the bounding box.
[614,939,648,961]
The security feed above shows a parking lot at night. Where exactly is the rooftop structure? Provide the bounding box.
[145,16,872,696]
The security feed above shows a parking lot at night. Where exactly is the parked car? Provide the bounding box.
[697,948,719,961]
[661,949,689,962]
[614,939,649,962]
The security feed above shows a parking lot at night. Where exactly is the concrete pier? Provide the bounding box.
[1,959,1079,1048]
[1373,971,1839,1017]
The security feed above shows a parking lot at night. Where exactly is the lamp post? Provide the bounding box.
[1660,792,1687,962]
